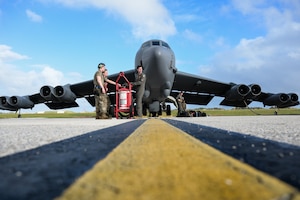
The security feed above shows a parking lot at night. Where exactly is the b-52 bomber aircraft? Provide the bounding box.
[0,39,299,116]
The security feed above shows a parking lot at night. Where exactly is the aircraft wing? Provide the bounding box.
[0,81,94,111]
[254,92,299,108]
[1,68,298,111]
[173,71,233,95]
[0,70,136,111]
[172,71,299,108]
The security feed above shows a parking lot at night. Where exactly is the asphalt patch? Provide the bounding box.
[164,119,300,190]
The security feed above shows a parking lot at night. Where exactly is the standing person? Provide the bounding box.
[93,63,119,119]
[176,91,186,116]
[130,65,146,118]
[93,63,106,119]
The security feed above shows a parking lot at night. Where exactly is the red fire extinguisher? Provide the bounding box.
[115,72,134,119]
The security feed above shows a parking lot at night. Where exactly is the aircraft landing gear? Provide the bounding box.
[17,109,21,118]
[149,112,159,117]
[166,105,171,116]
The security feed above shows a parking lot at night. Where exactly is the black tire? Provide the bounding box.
[166,105,171,116]
[158,105,162,116]
[142,105,147,116]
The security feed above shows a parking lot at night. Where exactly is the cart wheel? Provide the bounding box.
[119,112,129,119]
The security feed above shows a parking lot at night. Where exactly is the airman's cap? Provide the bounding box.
[98,63,105,69]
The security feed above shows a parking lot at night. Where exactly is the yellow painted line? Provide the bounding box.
[57,119,299,200]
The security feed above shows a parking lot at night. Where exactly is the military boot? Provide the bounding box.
[101,114,109,119]
[95,113,101,119]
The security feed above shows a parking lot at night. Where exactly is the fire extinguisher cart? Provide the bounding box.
[115,72,134,119]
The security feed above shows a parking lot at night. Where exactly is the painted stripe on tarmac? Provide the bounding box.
[165,118,300,189]
[57,119,299,200]
[0,120,145,200]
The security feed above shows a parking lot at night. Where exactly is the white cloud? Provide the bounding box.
[0,65,63,96]
[206,0,300,94]
[0,45,67,95]
[0,45,92,112]
[174,14,200,23]
[26,9,43,22]
[183,29,202,43]
[0,44,95,112]
[215,37,225,47]
[35,65,64,86]
[37,0,176,39]
[231,0,266,15]
[174,13,207,23]
[0,45,29,61]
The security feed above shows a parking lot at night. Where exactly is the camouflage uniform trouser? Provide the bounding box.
[177,100,186,115]
[95,90,108,117]
[107,95,111,115]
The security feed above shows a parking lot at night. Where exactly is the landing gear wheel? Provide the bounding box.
[142,106,147,116]
[166,105,171,116]
[158,105,162,116]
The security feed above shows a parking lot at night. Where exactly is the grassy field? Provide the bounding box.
[1,108,299,118]
[0,111,96,119]
[199,108,300,116]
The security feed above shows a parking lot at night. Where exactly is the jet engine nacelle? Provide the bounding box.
[0,96,17,111]
[225,84,250,101]
[289,93,299,102]
[0,96,8,107]
[8,96,34,109]
[263,93,290,106]
[247,84,261,97]
[53,84,76,103]
[277,93,299,108]
[40,85,55,101]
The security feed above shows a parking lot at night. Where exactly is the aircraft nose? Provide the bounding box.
[147,47,170,67]
[152,47,162,59]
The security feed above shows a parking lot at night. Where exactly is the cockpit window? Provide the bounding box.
[143,40,170,48]
[142,42,150,48]
[162,42,170,48]
[152,41,160,46]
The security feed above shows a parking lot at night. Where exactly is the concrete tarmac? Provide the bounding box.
[0,118,132,157]
[0,116,299,199]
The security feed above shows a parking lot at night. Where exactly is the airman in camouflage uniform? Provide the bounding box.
[93,63,120,119]
[176,91,186,116]
[93,63,108,119]
[130,65,146,117]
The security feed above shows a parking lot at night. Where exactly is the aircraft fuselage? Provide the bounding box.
[134,40,177,112]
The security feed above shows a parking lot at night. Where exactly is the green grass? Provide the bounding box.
[200,108,300,116]
[171,108,300,117]
[1,108,299,118]
[0,111,95,119]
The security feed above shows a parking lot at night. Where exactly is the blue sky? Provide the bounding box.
[0,0,299,112]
